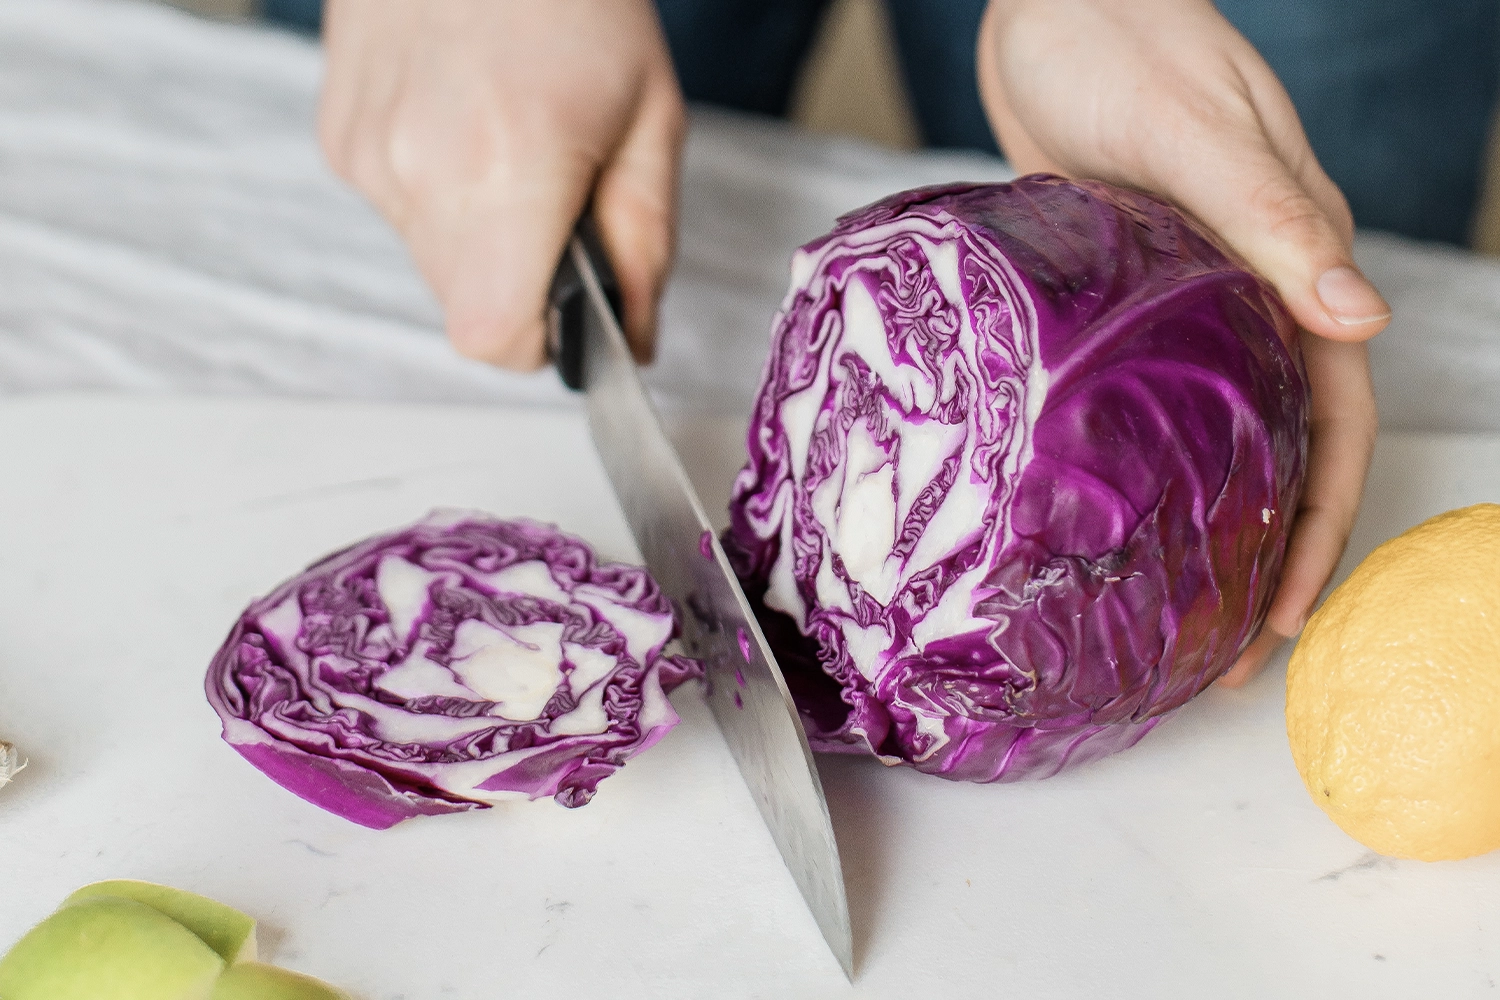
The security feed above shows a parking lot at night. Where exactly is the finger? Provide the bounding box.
[1218,336,1375,686]
[974,5,1069,175]
[316,0,414,223]
[1265,335,1378,630]
[1228,52,1356,251]
[407,173,592,370]
[1217,626,1288,688]
[1145,111,1389,344]
[1230,58,1382,346]
[592,71,685,363]
[315,0,359,166]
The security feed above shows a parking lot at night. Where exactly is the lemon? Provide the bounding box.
[1286,502,1500,862]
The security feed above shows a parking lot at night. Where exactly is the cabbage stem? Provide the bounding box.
[0,741,24,790]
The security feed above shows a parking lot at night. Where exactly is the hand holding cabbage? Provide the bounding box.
[977,0,1386,682]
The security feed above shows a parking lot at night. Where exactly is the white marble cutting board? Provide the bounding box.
[1,394,1498,999]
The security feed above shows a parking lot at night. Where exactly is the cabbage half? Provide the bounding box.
[207,512,701,828]
[725,176,1308,781]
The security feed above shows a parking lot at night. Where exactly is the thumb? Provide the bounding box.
[591,72,684,363]
[1160,135,1389,344]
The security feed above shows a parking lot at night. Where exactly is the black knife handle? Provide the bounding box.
[547,217,623,391]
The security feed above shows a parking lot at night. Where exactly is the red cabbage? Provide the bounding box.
[207,512,701,829]
[725,176,1308,781]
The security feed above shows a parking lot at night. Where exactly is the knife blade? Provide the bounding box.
[548,224,854,978]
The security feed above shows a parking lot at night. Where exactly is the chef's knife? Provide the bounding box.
[548,224,854,979]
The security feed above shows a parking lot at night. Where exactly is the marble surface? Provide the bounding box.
[3,1,1500,995]
[1,395,1498,999]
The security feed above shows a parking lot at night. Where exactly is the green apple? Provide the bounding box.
[63,880,258,964]
[0,896,225,1000]
[211,961,351,1000]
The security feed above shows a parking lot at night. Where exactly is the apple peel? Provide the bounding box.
[1,881,354,1000]
[63,880,258,965]
[0,896,225,1000]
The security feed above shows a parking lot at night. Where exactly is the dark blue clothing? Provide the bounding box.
[654,0,997,153]
[1220,0,1499,243]
[266,0,1500,244]
[262,0,321,32]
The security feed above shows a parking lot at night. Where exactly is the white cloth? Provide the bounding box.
[0,0,1496,429]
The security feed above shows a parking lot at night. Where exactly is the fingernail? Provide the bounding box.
[1316,266,1390,325]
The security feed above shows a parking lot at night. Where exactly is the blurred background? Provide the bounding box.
[162,0,1500,254]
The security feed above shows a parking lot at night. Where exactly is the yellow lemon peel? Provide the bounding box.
[1287,503,1500,861]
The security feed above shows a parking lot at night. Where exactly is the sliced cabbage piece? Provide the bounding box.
[207,512,702,828]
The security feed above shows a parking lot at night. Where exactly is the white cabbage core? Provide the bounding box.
[760,219,1045,737]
